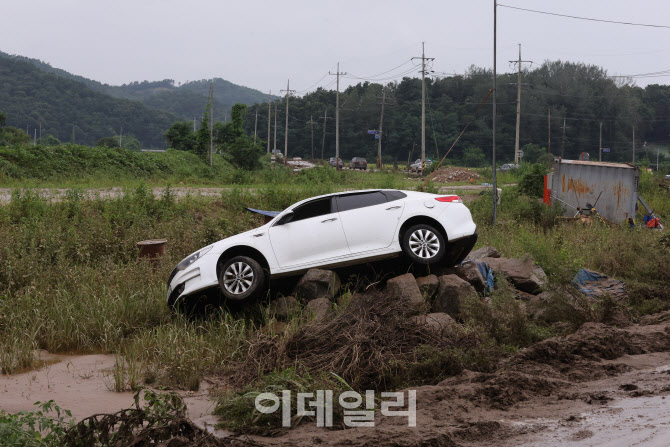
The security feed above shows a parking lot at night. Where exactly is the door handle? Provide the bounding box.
[321,217,337,223]
[386,205,401,210]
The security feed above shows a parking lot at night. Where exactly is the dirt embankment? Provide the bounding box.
[430,167,481,183]
[5,319,670,446]
[256,319,670,446]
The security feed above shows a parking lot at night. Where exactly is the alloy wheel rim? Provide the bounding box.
[223,262,254,294]
[409,229,440,259]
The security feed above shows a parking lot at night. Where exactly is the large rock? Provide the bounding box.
[387,273,428,314]
[410,312,456,336]
[303,298,334,321]
[294,269,341,301]
[482,256,547,294]
[432,274,478,317]
[453,261,486,294]
[466,246,500,261]
[268,296,300,320]
[416,275,439,300]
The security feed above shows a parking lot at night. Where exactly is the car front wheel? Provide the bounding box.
[219,256,265,301]
[402,224,446,265]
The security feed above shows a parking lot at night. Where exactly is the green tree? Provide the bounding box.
[462,146,486,167]
[521,143,547,164]
[218,103,263,170]
[518,163,548,198]
[0,113,30,146]
[97,136,120,148]
[40,134,61,146]
[165,121,196,152]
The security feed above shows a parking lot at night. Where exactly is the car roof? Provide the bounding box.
[285,189,417,209]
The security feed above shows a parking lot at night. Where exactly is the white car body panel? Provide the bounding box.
[337,199,404,254]
[167,189,477,304]
[268,210,350,268]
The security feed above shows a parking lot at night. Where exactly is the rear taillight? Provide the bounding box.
[435,195,462,203]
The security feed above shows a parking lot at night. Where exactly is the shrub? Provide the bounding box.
[518,163,548,198]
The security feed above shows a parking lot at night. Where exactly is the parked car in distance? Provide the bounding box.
[498,163,520,171]
[328,157,343,168]
[167,189,478,309]
[351,157,368,170]
[410,158,433,173]
[270,149,283,158]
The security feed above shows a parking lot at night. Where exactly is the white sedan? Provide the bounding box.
[167,189,477,308]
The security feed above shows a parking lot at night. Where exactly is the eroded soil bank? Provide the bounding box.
[4,318,670,446]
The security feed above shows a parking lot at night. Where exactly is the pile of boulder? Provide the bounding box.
[264,246,555,332]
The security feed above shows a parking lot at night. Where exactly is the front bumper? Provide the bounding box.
[166,253,219,305]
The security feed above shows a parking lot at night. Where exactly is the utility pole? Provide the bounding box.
[33,128,37,145]
[307,114,316,160]
[632,127,636,164]
[209,81,214,167]
[377,87,386,169]
[548,108,551,154]
[510,43,532,165]
[492,0,498,225]
[266,91,271,154]
[193,117,196,132]
[599,122,602,162]
[119,125,123,148]
[412,43,434,167]
[254,110,258,144]
[321,109,328,160]
[329,63,347,168]
[39,121,42,143]
[560,118,569,159]
[280,79,295,163]
[273,102,278,152]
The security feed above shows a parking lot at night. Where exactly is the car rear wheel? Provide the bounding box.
[219,256,265,301]
[402,224,446,265]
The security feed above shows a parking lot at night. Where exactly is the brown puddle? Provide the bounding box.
[0,350,217,430]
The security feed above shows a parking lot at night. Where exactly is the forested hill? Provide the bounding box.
[243,61,670,165]
[0,55,177,147]
[0,51,276,120]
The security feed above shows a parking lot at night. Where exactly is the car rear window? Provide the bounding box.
[336,192,387,212]
[383,190,407,202]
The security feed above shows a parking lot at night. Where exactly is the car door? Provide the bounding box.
[269,197,350,268]
[336,191,405,254]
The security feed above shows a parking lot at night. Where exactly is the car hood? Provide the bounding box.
[207,222,271,255]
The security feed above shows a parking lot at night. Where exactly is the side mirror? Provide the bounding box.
[276,211,294,225]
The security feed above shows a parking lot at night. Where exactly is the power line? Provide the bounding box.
[498,4,670,29]
[346,59,414,81]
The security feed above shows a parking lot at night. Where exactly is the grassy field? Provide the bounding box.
[1,149,669,435]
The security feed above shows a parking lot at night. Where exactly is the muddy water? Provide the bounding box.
[512,394,670,447]
[0,351,217,431]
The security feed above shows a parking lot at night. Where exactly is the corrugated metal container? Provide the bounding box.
[550,159,639,223]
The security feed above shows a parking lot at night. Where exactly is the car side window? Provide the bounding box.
[336,192,387,212]
[290,198,333,222]
[383,190,407,202]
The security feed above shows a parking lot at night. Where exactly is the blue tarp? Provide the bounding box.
[246,208,281,217]
[572,268,627,301]
[462,260,494,294]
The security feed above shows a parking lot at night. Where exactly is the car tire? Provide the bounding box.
[218,256,265,301]
[402,224,446,265]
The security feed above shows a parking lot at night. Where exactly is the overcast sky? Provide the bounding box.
[2,0,669,95]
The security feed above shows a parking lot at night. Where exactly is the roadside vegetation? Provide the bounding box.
[0,162,668,436]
